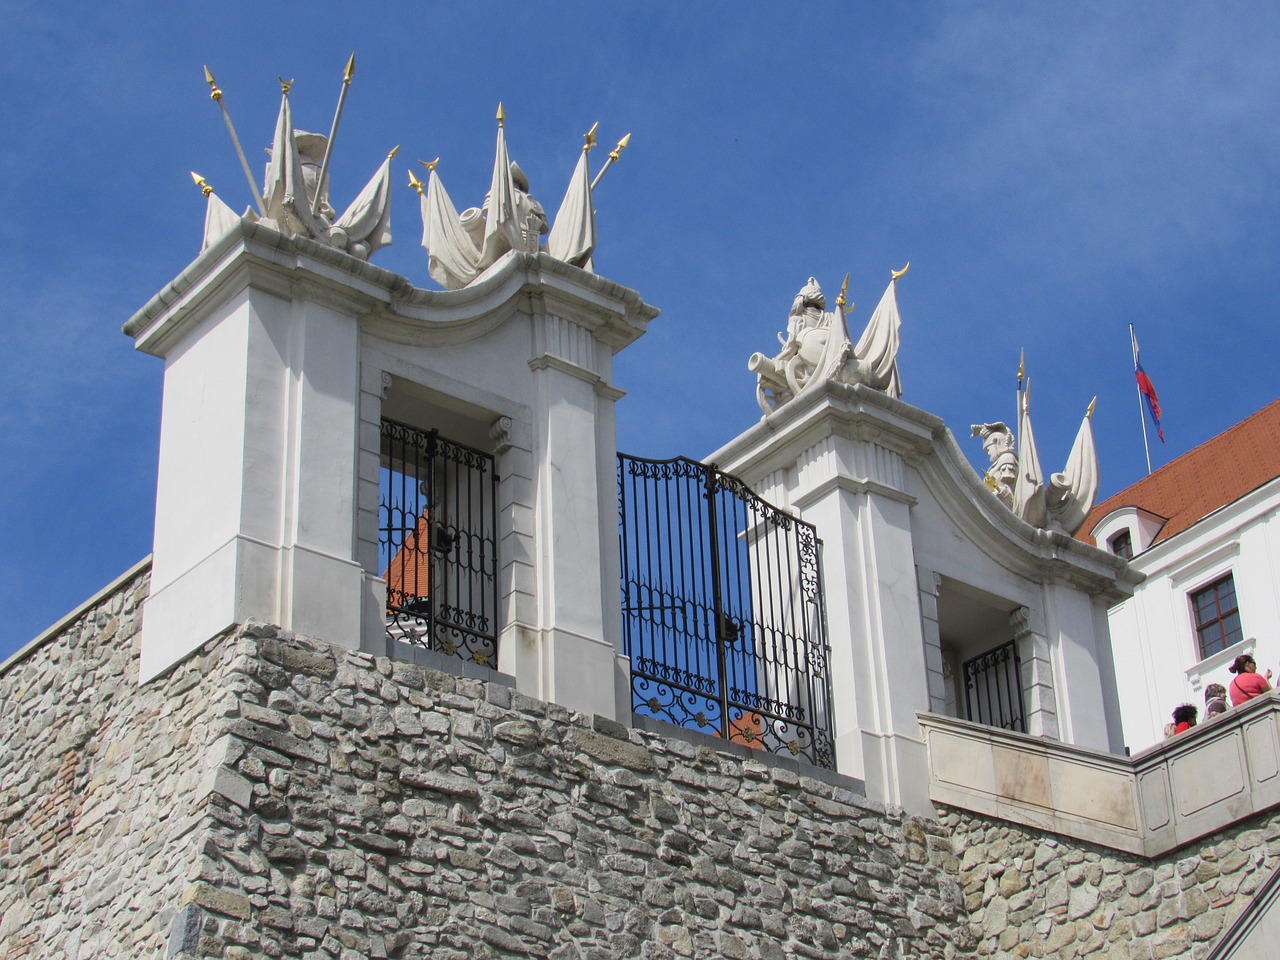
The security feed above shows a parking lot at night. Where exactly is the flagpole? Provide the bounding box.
[1130,324,1153,475]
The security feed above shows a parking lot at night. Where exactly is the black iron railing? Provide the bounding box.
[618,454,834,768]
[963,640,1026,732]
[380,419,498,669]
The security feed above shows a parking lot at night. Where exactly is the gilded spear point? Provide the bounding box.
[1087,396,1097,419]
[583,121,599,153]
[836,273,850,309]
[609,132,631,163]
[343,52,356,84]
[891,261,910,282]
[496,102,505,128]
[203,65,222,101]
[388,144,400,160]
[1018,347,1026,387]
[407,170,425,196]
[190,171,214,198]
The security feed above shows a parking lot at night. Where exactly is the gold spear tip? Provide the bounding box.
[496,102,505,127]
[279,76,294,95]
[190,171,214,197]
[203,65,222,100]
[407,169,424,195]
[608,132,632,162]
[343,53,356,83]
[836,272,850,308]
[1018,347,1026,383]
[583,121,599,153]
[891,261,910,282]
[388,144,400,160]
[1087,396,1097,419]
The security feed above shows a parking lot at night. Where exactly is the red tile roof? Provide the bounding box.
[1077,398,1280,550]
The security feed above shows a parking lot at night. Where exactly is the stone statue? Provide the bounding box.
[749,270,906,415]
[198,68,393,261]
[970,422,1017,509]
[416,109,613,289]
[972,379,1099,537]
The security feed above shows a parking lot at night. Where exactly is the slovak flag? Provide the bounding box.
[1132,330,1165,443]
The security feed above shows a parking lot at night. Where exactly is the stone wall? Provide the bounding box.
[6,568,1280,960]
[0,563,239,959]
[1,572,969,960]
[944,808,1280,960]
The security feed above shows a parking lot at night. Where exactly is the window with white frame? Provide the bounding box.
[1191,573,1243,659]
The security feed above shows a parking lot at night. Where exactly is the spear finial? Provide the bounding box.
[387,144,400,160]
[1087,396,1097,419]
[407,169,425,196]
[891,261,910,282]
[583,121,599,154]
[203,65,222,101]
[609,132,631,163]
[190,171,214,198]
[1018,347,1026,388]
[496,102,505,128]
[343,52,355,84]
[836,273,850,309]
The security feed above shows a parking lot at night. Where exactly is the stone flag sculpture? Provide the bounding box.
[749,267,907,415]
[197,63,395,261]
[415,111,623,289]
[973,359,1099,537]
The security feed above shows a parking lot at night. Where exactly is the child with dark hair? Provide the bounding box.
[1171,703,1198,734]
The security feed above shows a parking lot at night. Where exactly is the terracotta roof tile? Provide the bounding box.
[1076,398,1280,550]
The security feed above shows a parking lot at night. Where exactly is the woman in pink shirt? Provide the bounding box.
[1228,654,1272,706]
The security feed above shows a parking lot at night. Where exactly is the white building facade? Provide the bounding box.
[1081,400,1280,753]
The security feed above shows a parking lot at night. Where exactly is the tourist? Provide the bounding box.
[1171,703,1198,734]
[1204,683,1228,719]
[1228,653,1272,706]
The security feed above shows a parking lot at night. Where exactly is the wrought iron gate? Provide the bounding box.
[618,454,834,768]
[962,640,1026,732]
[380,418,498,668]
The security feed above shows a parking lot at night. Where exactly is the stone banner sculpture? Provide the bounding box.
[972,357,1099,536]
[749,266,908,415]
[412,110,630,289]
[198,61,395,261]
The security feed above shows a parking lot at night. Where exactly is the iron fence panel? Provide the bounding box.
[380,419,498,669]
[618,453,834,768]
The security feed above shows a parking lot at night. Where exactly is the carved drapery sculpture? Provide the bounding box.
[973,372,1099,537]
[197,70,394,261]
[749,270,906,415]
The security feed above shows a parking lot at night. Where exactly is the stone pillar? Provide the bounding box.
[1012,605,1060,739]
[710,385,936,814]
[919,570,949,714]
[130,262,368,683]
[515,306,628,719]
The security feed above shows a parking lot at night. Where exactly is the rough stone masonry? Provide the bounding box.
[1,566,1278,959]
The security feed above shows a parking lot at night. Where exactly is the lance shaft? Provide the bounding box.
[313,53,355,217]
[205,67,267,217]
[590,133,631,191]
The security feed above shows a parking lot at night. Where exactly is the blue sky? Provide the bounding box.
[3,2,1279,659]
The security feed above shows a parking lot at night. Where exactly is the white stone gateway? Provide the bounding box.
[726,277,1134,813]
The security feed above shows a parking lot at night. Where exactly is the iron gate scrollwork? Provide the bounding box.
[962,639,1025,732]
[380,418,498,669]
[618,453,834,768]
